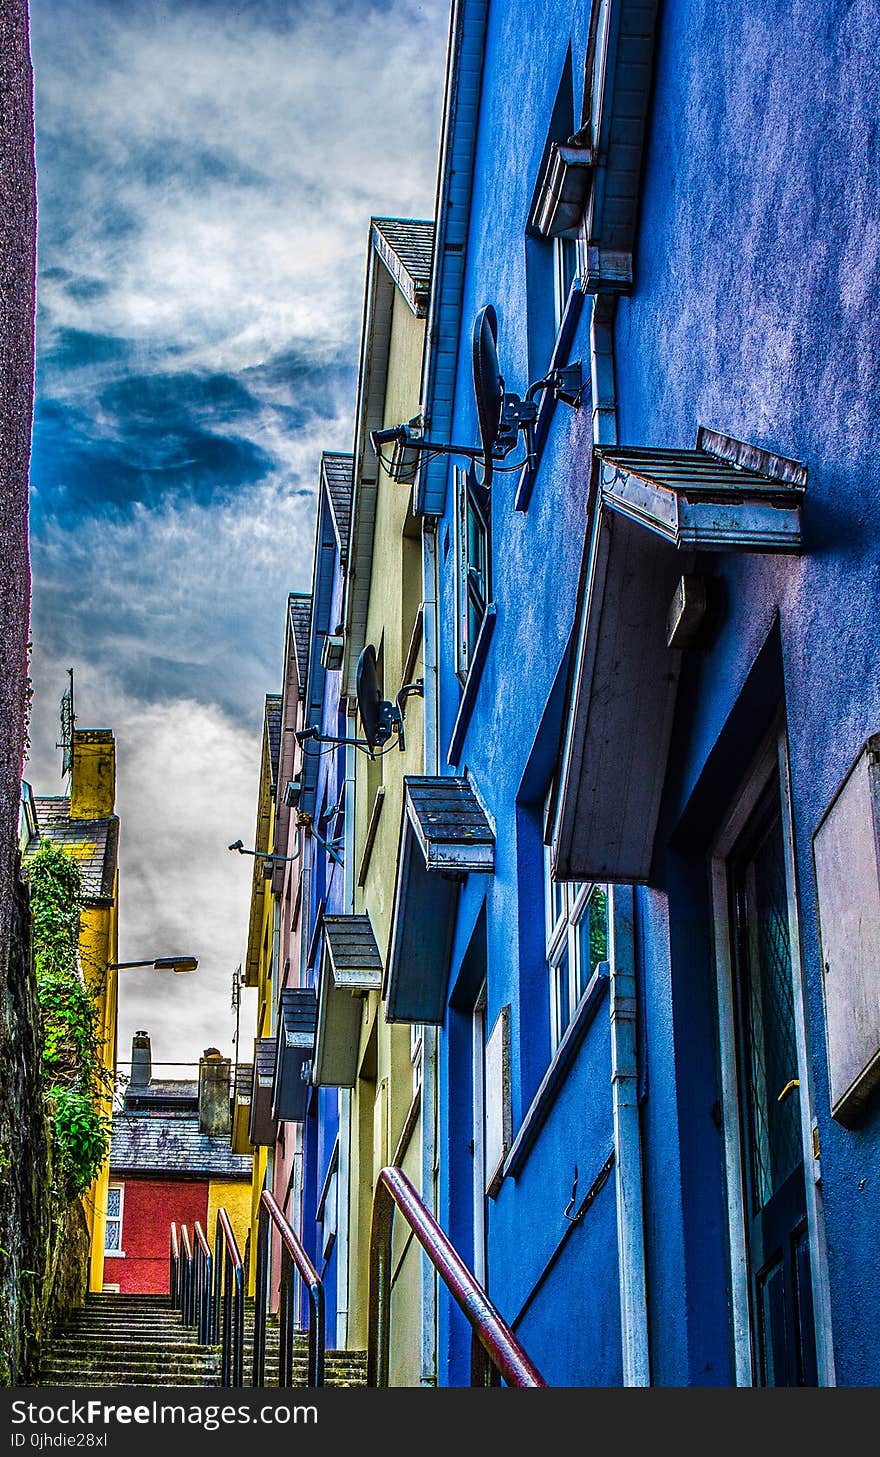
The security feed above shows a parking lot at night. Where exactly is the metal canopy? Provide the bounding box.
[552,440,806,883]
[313,915,384,1088]
[385,777,494,1023]
[529,143,594,239]
[231,1063,253,1155]
[248,1038,277,1147]
[595,445,805,551]
[272,988,318,1122]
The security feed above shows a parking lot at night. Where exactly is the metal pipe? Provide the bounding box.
[367,1166,546,1388]
[169,1223,180,1310]
[419,515,440,1386]
[259,1189,325,1388]
[213,1209,244,1386]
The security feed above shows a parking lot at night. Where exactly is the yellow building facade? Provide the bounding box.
[30,728,120,1293]
[340,220,433,1375]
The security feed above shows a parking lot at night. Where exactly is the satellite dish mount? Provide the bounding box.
[370,304,583,485]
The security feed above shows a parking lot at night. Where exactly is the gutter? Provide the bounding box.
[589,292,651,1385]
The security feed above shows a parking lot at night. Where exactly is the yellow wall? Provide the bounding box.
[347,287,427,1375]
[208,1178,252,1268]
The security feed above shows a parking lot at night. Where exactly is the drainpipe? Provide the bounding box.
[590,293,650,1385]
[334,727,358,1348]
[419,516,440,1385]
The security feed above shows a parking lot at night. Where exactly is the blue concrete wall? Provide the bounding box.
[433,0,622,1387]
[618,0,880,1385]
[429,0,880,1386]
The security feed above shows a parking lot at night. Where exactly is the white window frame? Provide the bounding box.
[544,836,607,1053]
[454,465,491,684]
[710,724,835,1386]
[104,1182,124,1257]
[552,234,583,334]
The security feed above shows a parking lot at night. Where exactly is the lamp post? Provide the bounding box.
[107,956,199,974]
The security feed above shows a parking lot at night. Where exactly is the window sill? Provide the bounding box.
[447,604,497,766]
[104,1250,126,1258]
[515,279,586,513]
[503,963,609,1181]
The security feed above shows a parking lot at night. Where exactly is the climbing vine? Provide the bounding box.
[26,842,111,1200]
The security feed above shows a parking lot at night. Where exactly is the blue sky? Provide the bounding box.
[26,0,448,1069]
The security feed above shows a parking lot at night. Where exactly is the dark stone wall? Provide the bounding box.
[0,872,91,1385]
[0,874,50,1385]
[0,0,42,1390]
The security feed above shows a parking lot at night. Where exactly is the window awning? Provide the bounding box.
[272,988,318,1122]
[529,142,594,239]
[313,915,383,1087]
[231,1062,253,1155]
[385,777,494,1023]
[551,436,805,883]
[248,1038,277,1147]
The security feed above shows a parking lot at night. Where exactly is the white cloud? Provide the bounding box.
[25,0,448,1073]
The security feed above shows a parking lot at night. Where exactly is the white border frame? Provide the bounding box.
[710,724,835,1385]
[104,1181,125,1258]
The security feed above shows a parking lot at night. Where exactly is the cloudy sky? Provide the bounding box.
[25,0,448,1073]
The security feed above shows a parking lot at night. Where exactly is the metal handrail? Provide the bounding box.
[254,1189,325,1388]
[213,1208,245,1386]
[169,1222,180,1310]
[179,1224,194,1327]
[192,1221,213,1345]
[368,1166,546,1388]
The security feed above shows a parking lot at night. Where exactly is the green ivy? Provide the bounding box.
[25,841,111,1201]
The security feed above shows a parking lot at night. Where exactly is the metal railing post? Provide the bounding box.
[169,1223,180,1309]
[367,1166,546,1388]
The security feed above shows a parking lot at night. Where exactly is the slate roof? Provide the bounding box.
[372,218,434,315]
[109,1113,252,1178]
[289,594,312,695]
[31,797,119,903]
[265,694,282,791]
[124,1079,198,1114]
[322,452,354,557]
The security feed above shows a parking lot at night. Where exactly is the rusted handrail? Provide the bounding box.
[254,1189,325,1388]
[169,1222,180,1310]
[179,1224,194,1328]
[191,1221,213,1345]
[213,1208,245,1386]
[368,1166,546,1388]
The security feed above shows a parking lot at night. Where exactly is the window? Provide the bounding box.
[553,235,582,333]
[411,1021,423,1097]
[455,465,491,682]
[104,1183,124,1255]
[544,839,608,1053]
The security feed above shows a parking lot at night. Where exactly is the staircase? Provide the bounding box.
[39,1294,219,1387]
[38,1293,367,1388]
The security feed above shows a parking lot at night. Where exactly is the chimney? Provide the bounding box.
[130,1031,152,1089]
[199,1048,231,1136]
[70,728,116,820]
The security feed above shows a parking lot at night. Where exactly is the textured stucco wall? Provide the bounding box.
[620,0,880,1385]
[431,0,880,1386]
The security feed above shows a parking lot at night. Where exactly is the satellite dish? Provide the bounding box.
[356,645,393,750]
[472,304,504,486]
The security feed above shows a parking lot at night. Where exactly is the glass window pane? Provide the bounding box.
[107,1188,121,1218]
[104,1220,120,1252]
[574,886,607,996]
[554,944,571,1048]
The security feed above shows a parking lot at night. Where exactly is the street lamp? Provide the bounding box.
[107,956,199,974]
